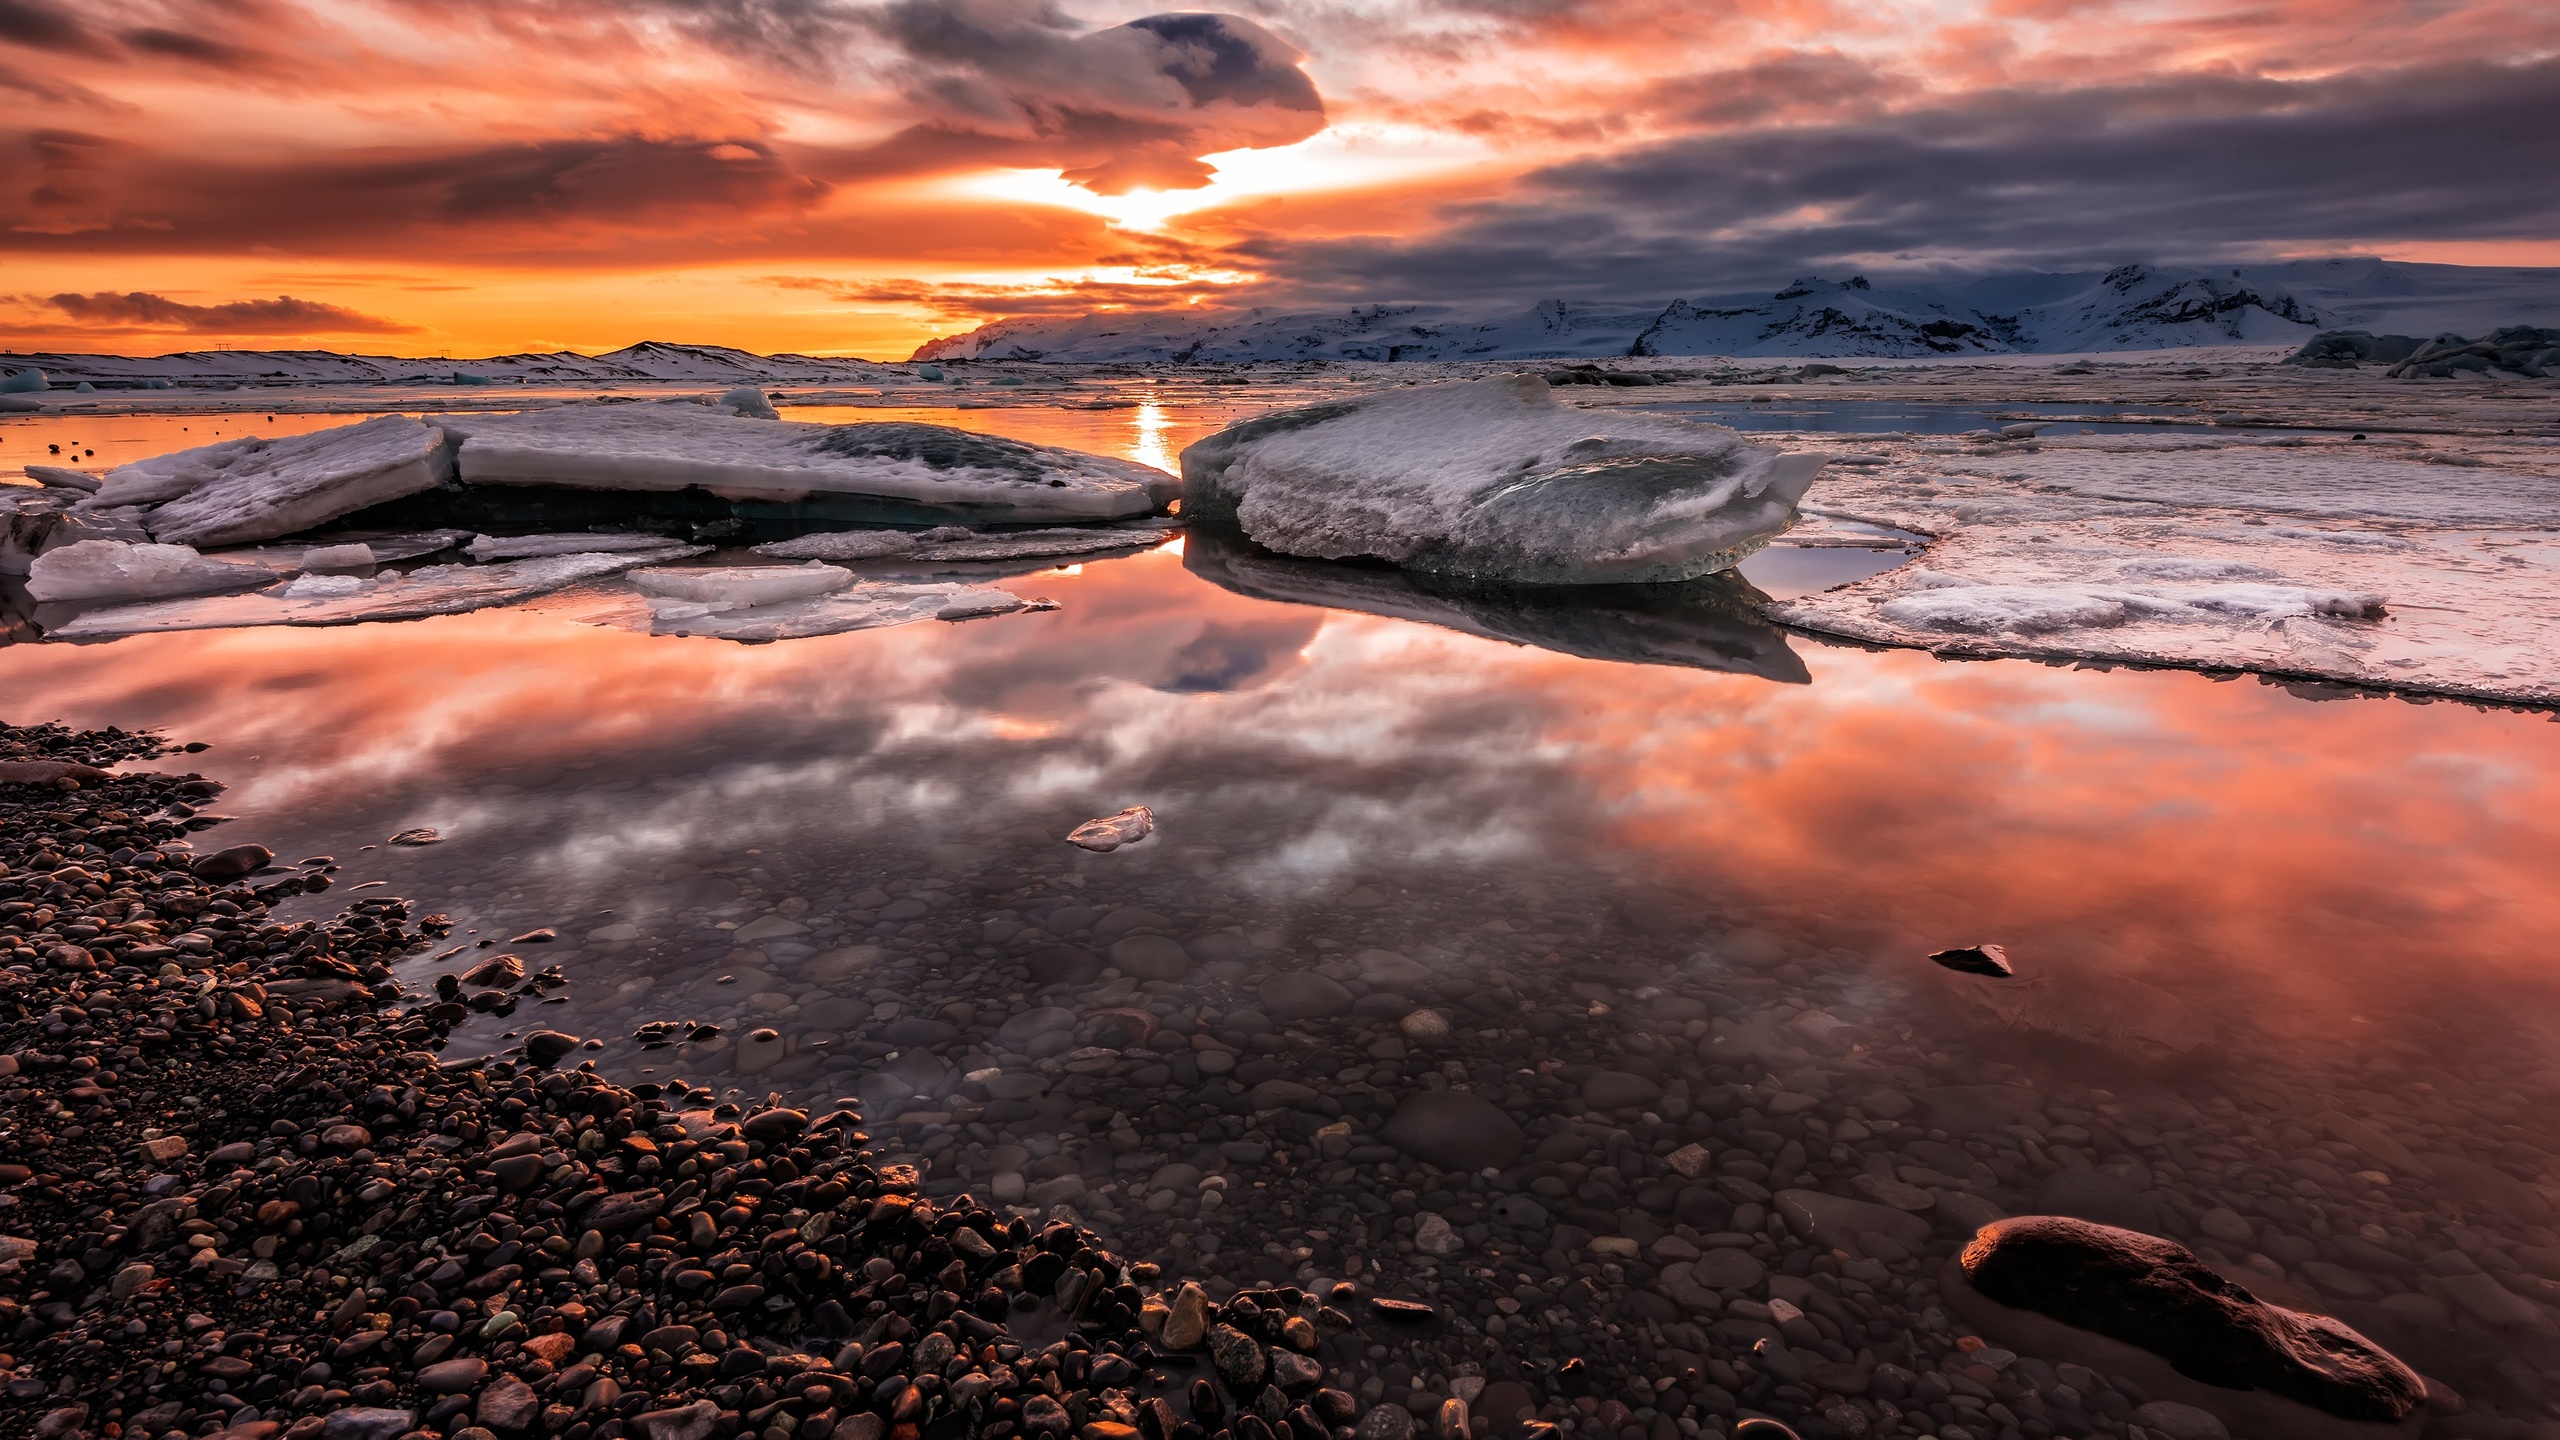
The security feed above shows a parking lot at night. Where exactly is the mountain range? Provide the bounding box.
[913,258,2560,363]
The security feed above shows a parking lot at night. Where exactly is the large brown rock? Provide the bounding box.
[1947,1216,2426,1440]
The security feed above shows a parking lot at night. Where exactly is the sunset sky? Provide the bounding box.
[2,0,2554,358]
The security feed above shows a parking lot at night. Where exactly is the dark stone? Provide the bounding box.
[1379,1091,1523,1172]
[1955,1216,2423,1424]
[742,1108,809,1141]
[192,844,274,882]
[1259,973,1352,1021]
[1581,1071,1662,1110]
[522,1031,581,1065]
[1927,944,2013,978]
[2034,1168,2162,1235]
[1025,944,1103,986]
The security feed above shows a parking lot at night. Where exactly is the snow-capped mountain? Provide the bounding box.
[913,260,2560,362]
[0,341,897,389]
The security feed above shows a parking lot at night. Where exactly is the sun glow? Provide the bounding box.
[942,125,1498,232]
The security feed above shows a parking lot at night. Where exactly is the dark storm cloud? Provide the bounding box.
[1232,58,2560,305]
[45,290,421,332]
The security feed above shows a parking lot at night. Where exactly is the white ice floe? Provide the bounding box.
[618,580,1040,640]
[22,465,100,493]
[24,539,276,603]
[80,415,455,547]
[468,532,698,561]
[628,562,854,615]
[752,520,1176,564]
[1180,374,1823,584]
[1771,430,2560,705]
[49,546,705,638]
[439,403,1170,521]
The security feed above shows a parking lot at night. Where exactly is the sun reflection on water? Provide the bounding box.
[1130,398,1174,474]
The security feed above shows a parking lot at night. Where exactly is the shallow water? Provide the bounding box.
[11,399,2560,1436]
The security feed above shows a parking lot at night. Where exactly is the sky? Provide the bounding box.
[1,0,2555,359]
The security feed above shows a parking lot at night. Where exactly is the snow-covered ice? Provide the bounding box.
[79,415,454,547]
[753,520,1176,564]
[22,466,100,493]
[24,540,276,603]
[439,404,1171,521]
[607,579,1039,640]
[48,545,705,638]
[1180,374,1823,584]
[465,532,683,561]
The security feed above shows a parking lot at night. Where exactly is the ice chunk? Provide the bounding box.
[23,465,100,493]
[438,404,1169,521]
[1180,374,1823,584]
[300,542,377,571]
[1067,807,1155,852]
[628,562,853,613]
[713,385,779,419]
[754,520,1176,564]
[283,573,365,598]
[83,415,455,547]
[47,545,705,638]
[24,539,275,603]
[0,368,42,394]
[619,580,1034,640]
[467,532,689,560]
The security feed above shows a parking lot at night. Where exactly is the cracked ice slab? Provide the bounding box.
[1179,374,1823,584]
[439,403,1172,522]
[1770,433,2560,706]
[752,519,1177,564]
[46,546,705,639]
[79,415,455,547]
[604,578,1039,641]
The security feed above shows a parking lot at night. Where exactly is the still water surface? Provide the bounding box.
[7,401,2560,1437]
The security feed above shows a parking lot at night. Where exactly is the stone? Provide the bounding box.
[633,1401,723,1440]
[1927,943,2014,977]
[323,1410,416,1440]
[2434,1272,2546,1327]
[522,1031,581,1066]
[1695,1247,1765,1291]
[2198,1208,2255,1245]
[476,1375,538,1432]
[1356,1406,1414,1440]
[320,1123,371,1150]
[1914,1085,2044,1134]
[2035,1167,2162,1234]
[192,844,274,881]
[1163,1281,1210,1349]
[417,1358,489,1394]
[742,1108,809,1141]
[1776,1190,1932,1255]
[1380,1091,1524,1172]
[1413,1213,1464,1256]
[1109,933,1190,981]
[1025,944,1104,986]
[1398,1009,1450,1040]
[1947,1216,2425,1440]
[1849,1173,1936,1212]
[1665,1143,1710,1178]
[1207,1323,1266,1390]
[1260,972,1352,1020]
[584,1189,665,1232]
[735,1028,789,1075]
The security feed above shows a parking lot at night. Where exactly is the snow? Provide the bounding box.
[914,259,2560,362]
[48,545,705,638]
[437,403,1169,522]
[467,532,692,560]
[1181,374,1822,584]
[753,520,1176,564]
[610,579,1038,641]
[23,540,275,603]
[628,562,854,614]
[79,415,455,547]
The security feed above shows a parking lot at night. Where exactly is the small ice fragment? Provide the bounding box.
[921,525,975,542]
[915,364,946,381]
[25,538,272,602]
[713,385,779,419]
[2000,423,2048,439]
[935,590,1028,621]
[627,561,852,612]
[1067,805,1155,852]
[23,465,100,493]
[300,542,377,571]
[389,828,443,845]
[284,573,365,598]
[750,530,918,561]
[466,532,683,560]
[1928,944,2014,978]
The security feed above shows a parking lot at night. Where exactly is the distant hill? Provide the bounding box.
[913,259,2560,362]
[0,341,895,389]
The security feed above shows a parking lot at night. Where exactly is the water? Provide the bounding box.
[1641,399,2247,437]
[10,401,2560,1434]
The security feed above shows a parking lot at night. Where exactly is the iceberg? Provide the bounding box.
[24,539,277,603]
[1179,375,1824,584]
[47,545,705,638]
[438,403,1173,522]
[753,520,1177,564]
[80,415,455,547]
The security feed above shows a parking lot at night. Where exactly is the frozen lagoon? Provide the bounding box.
[7,351,2560,1440]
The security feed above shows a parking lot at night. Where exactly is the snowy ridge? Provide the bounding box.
[914,260,2560,362]
[0,342,900,390]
